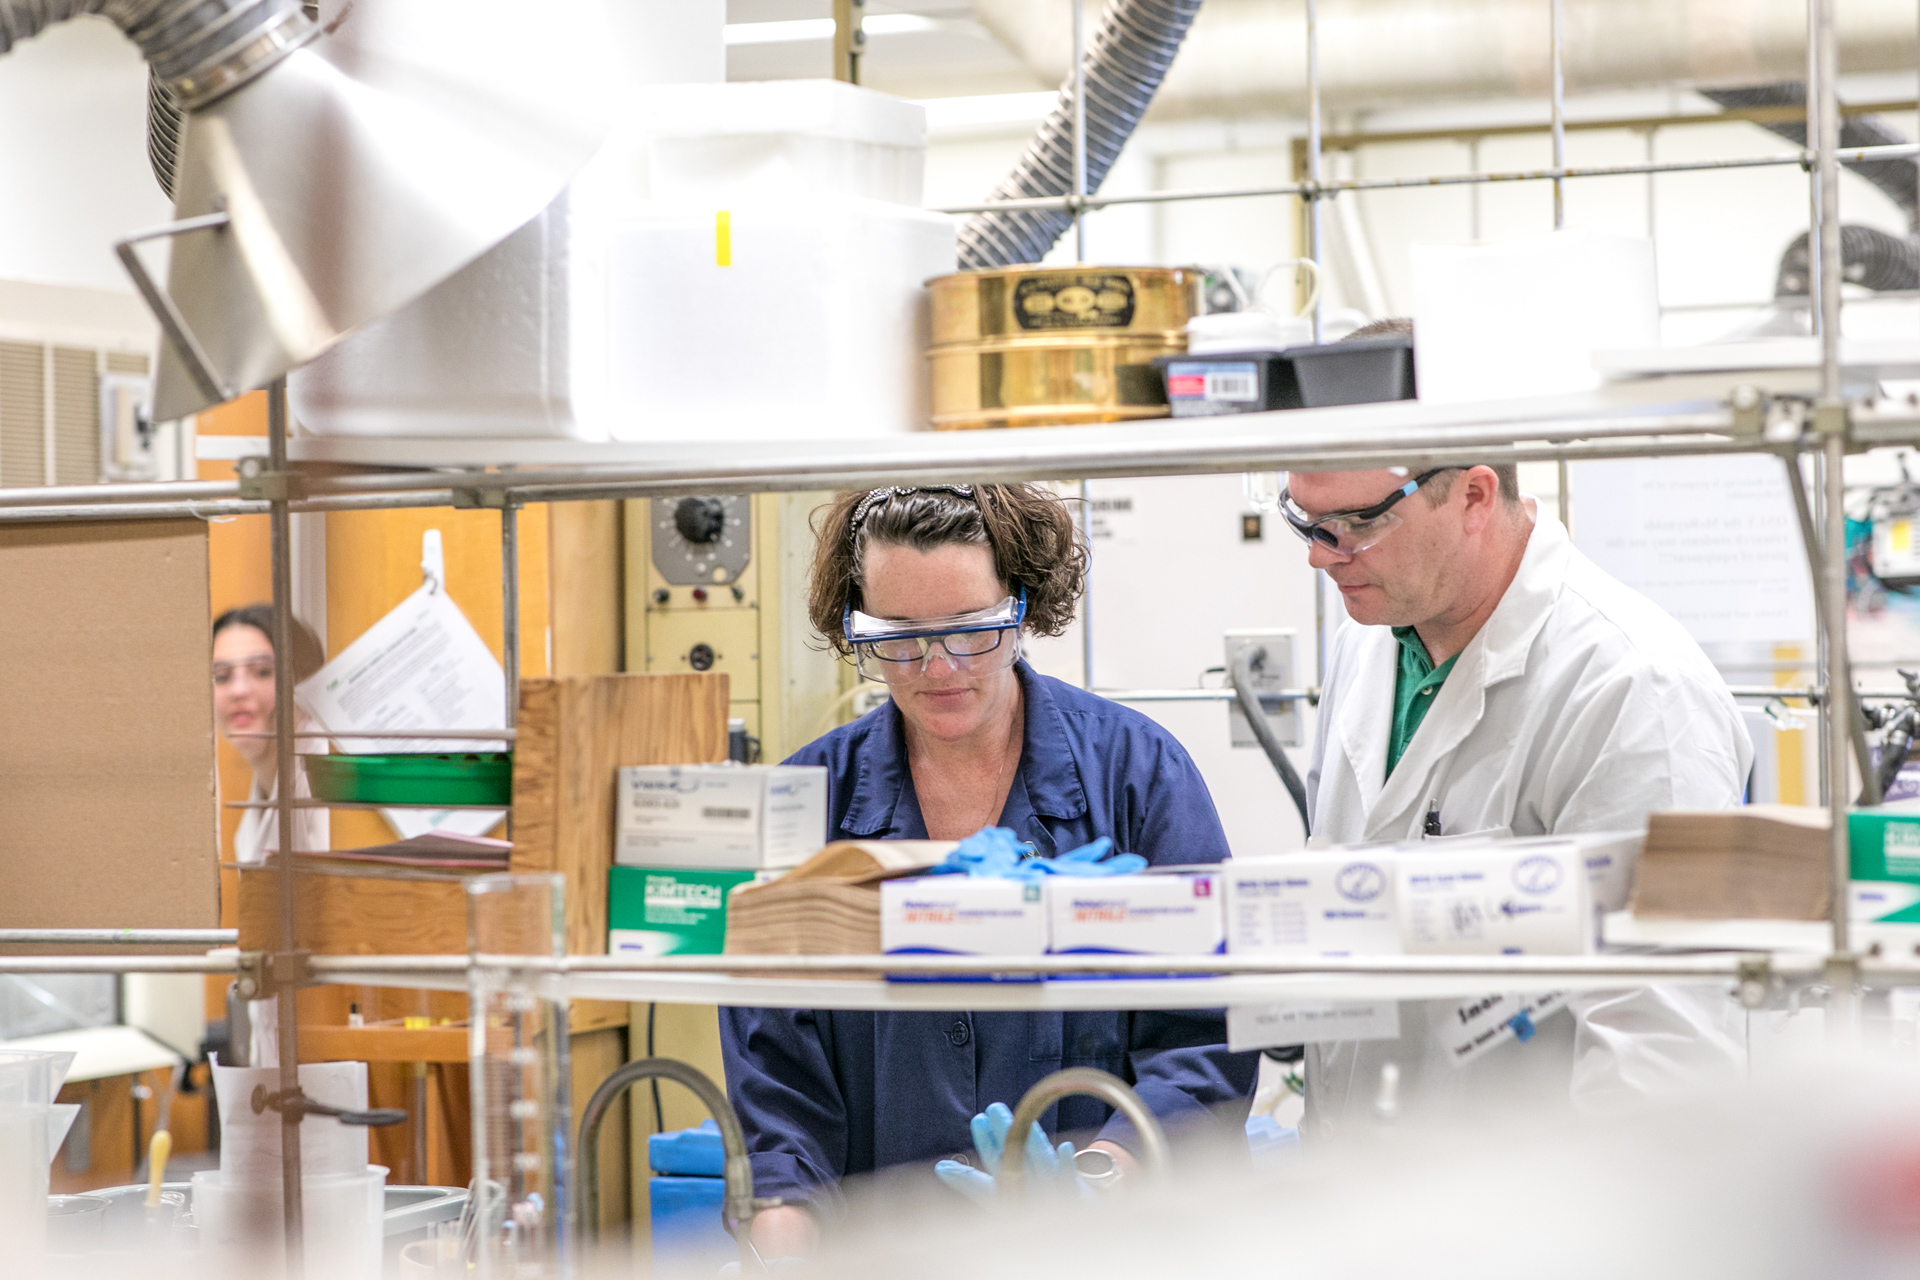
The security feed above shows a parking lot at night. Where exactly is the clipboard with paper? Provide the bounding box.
[296,531,511,840]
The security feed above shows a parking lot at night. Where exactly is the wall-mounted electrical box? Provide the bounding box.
[1224,628,1301,749]
[625,492,847,764]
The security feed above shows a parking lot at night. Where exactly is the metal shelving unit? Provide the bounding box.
[1,0,1906,1262]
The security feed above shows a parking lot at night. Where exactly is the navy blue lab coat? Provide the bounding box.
[719,661,1256,1214]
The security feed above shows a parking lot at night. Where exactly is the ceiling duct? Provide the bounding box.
[959,0,1203,269]
[975,0,1920,118]
[0,0,609,420]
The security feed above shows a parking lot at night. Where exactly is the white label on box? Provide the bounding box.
[617,765,827,869]
[1852,880,1920,922]
[1443,991,1570,1067]
[1396,843,1590,955]
[881,878,1049,956]
[1224,855,1400,957]
[1047,873,1224,956]
[1227,1000,1401,1051]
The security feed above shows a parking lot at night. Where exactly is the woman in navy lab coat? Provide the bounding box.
[722,483,1254,1256]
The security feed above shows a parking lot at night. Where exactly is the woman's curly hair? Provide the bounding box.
[807,484,1088,655]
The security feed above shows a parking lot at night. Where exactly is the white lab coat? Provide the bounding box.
[1302,505,1754,1135]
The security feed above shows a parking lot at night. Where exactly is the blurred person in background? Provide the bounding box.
[212,604,328,865]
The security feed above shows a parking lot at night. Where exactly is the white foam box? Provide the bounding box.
[1223,853,1401,957]
[1046,870,1225,956]
[1395,841,1592,955]
[881,876,1049,956]
[616,764,827,870]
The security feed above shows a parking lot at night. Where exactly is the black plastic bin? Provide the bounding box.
[1283,335,1416,407]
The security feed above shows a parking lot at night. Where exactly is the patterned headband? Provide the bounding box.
[848,485,977,543]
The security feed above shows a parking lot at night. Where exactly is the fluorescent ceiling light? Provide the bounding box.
[724,15,946,45]
[914,91,1058,129]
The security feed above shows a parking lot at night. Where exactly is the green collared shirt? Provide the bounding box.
[1388,626,1458,777]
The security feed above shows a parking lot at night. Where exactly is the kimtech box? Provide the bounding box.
[609,866,759,956]
[617,764,828,870]
[1847,807,1920,945]
[1224,853,1400,957]
[1046,871,1225,956]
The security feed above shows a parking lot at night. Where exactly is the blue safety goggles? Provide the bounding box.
[1279,468,1450,556]
[842,590,1028,683]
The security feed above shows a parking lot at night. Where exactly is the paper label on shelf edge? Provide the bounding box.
[1226,999,1401,1052]
[1445,990,1570,1067]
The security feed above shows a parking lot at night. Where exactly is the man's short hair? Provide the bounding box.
[1338,317,1520,505]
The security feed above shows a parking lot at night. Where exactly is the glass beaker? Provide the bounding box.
[468,873,571,1279]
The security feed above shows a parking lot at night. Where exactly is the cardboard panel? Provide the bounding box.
[0,520,218,933]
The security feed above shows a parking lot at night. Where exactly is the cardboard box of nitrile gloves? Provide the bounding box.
[1046,870,1225,956]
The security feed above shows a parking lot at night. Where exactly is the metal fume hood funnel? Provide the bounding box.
[0,0,609,421]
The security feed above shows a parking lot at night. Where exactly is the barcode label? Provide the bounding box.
[702,806,752,821]
[1205,371,1259,402]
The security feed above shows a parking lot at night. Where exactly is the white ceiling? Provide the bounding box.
[725,0,1049,100]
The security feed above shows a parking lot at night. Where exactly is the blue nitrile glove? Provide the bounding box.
[1041,836,1147,877]
[930,830,1146,880]
[927,827,1035,877]
[933,1101,1080,1205]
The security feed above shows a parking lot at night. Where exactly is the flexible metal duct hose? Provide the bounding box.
[1773,224,1920,296]
[0,0,313,110]
[1701,83,1917,228]
[147,71,183,198]
[957,0,1204,269]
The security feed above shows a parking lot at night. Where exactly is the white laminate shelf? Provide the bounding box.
[304,949,1890,1011]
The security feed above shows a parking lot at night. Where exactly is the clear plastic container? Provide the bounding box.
[468,873,572,1278]
[190,1166,387,1279]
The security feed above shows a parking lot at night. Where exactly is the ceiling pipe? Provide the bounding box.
[975,0,1920,118]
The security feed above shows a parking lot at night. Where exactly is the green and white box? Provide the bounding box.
[617,764,828,870]
[608,866,758,956]
[1849,806,1920,929]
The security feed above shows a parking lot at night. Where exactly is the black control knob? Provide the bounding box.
[674,497,727,545]
[688,643,716,672]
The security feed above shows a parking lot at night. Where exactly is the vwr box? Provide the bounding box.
[1047,871,1225,956]
[1224,854,1400,957]
[617,764,828,870]
[608,866,758,957]
[1395,842,1591,956]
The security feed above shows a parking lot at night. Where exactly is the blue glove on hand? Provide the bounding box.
[929,829,1147,880]
[933,1102,1081,1206]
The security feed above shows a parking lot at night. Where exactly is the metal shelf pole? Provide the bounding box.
[502,501,519,731]
[1305,0,1324,341]
[1810,0,1859,1043]
[266,376,306,1266]
[1072,0,1087,262]
[1549,0,1566,228]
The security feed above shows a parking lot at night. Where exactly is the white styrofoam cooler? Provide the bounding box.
[290,81,956,442]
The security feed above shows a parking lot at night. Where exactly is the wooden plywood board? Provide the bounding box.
[236,867,469,953]
[511,674,729,954]
[0,520,218,936]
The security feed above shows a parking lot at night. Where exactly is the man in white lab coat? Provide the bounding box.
[1283,462,1753,1133]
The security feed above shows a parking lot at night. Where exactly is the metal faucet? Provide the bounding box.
[999,1067,1172,1191]
[577,1057,768,1262]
